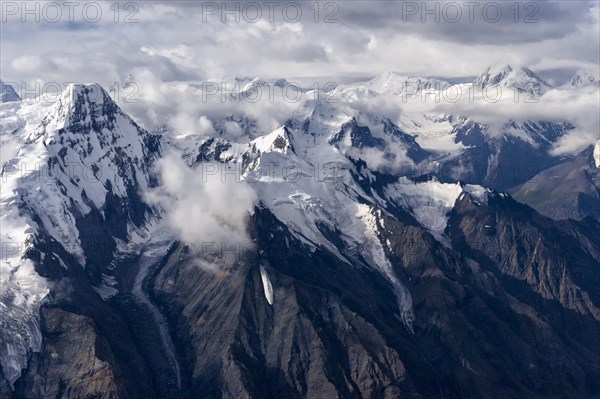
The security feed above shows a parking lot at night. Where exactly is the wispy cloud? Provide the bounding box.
[144,151,257,267]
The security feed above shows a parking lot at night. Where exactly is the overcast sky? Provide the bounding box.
[2,1,598,80]
[1,0,599,133]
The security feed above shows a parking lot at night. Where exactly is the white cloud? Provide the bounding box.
[2,2,597,85]
[144,152,257,267]
[430,85,600,154]
[168,113,216,137]
[353,142,415,174]
[198,115,216,136]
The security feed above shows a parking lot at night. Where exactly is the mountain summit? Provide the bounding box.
[568,70,600,88]
[473,64,550,95]
[365,72,450,95]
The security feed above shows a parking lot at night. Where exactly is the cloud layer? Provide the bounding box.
[2,1,597,88]
[1,1,598,153]
[144,152,257,267]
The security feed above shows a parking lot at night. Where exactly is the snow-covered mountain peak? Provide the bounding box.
[216,77,301,106]
[18,83,140,152]
[475,63,515,81]
[0,81,161,385]
[1,82,155,260]
[250,126,294,155]
[241,77,265,90]
[68,82,109,101]
[365,72,450,95]
[335,84,380,101]
[288,99,353,141]
[1,80,21,103]
[568,71,599,88]
[473,64,550,95]
[62,83,119,124]
[237,77,293,92]
[274,78,290,87]
[594,140,600,168]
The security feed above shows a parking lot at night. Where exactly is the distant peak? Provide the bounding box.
[486,63,514,74]
[250,126,294,154]
[1,79,21,103]
[473,64,550,95]
[569,71,599,87]
[475,64,515,84]
[372,71,415,82]
[274,78,289,88]
[367,72,450,95]
[237,77,291,94]
[381,71,404,78]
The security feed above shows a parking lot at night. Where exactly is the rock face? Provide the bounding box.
[147,200,600,398]
[438,119,573,191]
[448,192,600,320]
[514,144,600,220]
[152,212,419,399]
[13,308,120,399]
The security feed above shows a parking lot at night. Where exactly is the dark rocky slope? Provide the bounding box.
[513,144,600,220]
[148,205,600,399]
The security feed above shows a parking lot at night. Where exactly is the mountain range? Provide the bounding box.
[1,65,599,398]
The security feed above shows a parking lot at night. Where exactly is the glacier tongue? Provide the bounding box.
[0,257,48,386]
[355,204,414,332]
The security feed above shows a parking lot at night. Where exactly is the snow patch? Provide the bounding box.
[250,127,292,154]
[259,265,274,305]
[463,184,492,205]
[93,274,119,300]
[385,178,463,243]
[384,178,490,244]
